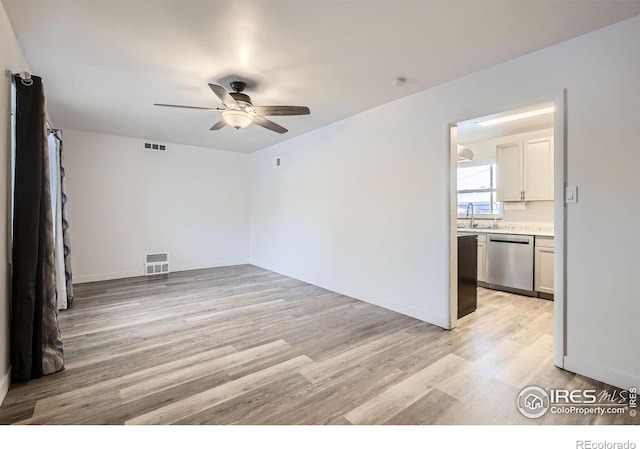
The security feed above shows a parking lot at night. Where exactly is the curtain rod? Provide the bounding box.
[11,71,33,86]
[7,70,31,80]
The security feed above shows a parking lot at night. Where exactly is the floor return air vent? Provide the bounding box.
[145,253,169,275]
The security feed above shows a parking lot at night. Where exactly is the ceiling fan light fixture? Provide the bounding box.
[155,81,309,134]
[222,110,253,129]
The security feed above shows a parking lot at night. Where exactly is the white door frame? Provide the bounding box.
[447,90,567,369]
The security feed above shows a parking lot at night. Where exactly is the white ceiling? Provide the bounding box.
[4,1,640,154]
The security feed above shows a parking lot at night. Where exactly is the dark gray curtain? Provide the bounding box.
[11,74,64,382]
[57,130,74,308]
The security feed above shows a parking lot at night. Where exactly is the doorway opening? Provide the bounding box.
[448,95,566,371]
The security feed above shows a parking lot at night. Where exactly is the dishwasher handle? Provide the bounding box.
[488,235,533,245]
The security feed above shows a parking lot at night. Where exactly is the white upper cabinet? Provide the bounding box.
[523,137,554,201]
[496,142,523,201]
[496,137,554,202]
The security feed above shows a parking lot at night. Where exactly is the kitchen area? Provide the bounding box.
[455,102,555,319]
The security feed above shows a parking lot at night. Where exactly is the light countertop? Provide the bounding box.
[457,227,554,237]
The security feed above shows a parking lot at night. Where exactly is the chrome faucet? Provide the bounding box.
[466,203,475,229]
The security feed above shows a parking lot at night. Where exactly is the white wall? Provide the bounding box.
[249,16,640,389]
[500,201,553,223]
[459,128,554,223]
[0,1,31,405]
[64,129,249,282]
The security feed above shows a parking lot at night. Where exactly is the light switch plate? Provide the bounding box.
[565,186,578,204]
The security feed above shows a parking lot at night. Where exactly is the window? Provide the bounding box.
[457,163,501,218]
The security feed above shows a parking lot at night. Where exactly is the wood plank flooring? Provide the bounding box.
[0,265,634,424]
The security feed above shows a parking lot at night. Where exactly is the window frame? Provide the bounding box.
[456,161,503,219]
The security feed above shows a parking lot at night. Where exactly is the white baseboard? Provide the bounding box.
[73,259,250,284]
[564,355,640,390]
[0,366,10,406]
[74,269,142,284]
[250,261,446,329]
[171,259,249,273]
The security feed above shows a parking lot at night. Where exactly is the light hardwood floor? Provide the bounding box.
[0,265,634,424]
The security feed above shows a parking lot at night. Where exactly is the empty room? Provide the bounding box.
[1,0,639,445]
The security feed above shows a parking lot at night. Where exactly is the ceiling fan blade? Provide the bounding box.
[252,115,288,134]
[154,103,223,111]
[208,83,238,107]
[210,119,226,131]
[252,106,310,116]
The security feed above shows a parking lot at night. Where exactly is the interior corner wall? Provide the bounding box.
[249,16,640,389]
[63,129,250,283]
[0,1,31,405]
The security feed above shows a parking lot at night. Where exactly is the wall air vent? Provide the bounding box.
[145,252,169,276]
[143,141,167,152]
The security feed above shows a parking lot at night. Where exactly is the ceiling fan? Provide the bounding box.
[154,81,310,134]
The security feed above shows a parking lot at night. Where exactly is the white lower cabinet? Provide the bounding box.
[477,233,487,283]
[535,236,554,295]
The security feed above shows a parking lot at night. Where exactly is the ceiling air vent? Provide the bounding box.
[143,141,167,152]
[145,252,169,276]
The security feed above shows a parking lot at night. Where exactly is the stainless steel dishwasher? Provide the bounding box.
[486,233,534,292]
